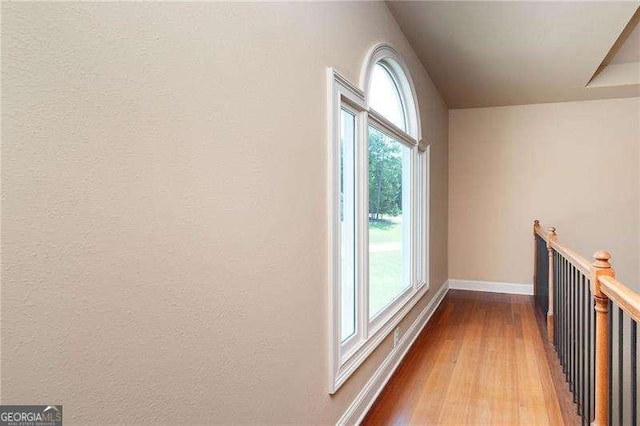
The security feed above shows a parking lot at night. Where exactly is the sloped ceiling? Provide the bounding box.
[588,9,640,90]
[610,22,640,65]
[386,1,640,108]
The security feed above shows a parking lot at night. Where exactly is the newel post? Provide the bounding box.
[546,227,557,342]
[591,250,614,426]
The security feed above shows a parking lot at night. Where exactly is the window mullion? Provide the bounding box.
[368,109,417,147]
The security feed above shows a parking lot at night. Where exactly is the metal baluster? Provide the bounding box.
[563,255,569,374]
[576,270,581,412]
[619,309,624,426]
[553,251,557,347]
[586,280,595,424]
[571,264,575,393]
[561,256,565,368]
[632,320,637,426]
[608,302,613,426]
[560,255,563,365]
[578,272,583,414]
[567,262,574,394]
[565,257,569,379]
[558,254,562,355]
[580,275,589,424]
[572,265,577,398]
[569,263,573,389]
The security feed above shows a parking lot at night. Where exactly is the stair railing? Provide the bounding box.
[533,220,639,426]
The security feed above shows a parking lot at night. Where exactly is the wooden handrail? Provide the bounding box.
[549,240,591,276]
[532,222,591,276]
[599,275,640,324]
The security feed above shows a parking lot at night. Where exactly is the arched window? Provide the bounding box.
[328,44,430,393]
[362,45,421,139]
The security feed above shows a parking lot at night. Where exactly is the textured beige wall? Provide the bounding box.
[1,2,449,424]
[449,98,640,289]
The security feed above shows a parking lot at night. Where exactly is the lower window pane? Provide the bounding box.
[340,109,356,342]
[368,126,411,318]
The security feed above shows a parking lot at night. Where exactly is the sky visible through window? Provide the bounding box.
[370,63,406,131]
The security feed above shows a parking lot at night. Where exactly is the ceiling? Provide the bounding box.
[386,1,640,108]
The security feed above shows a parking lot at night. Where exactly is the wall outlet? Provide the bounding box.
[393,328,400,348]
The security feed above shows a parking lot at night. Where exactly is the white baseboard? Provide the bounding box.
[448,279,533,295]
[337,282,449,426]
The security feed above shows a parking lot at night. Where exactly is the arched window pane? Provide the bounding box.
[369,63,406,131]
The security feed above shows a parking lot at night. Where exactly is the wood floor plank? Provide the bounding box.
[362,290,579,425]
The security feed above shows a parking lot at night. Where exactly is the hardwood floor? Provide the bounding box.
[362,290,580,425]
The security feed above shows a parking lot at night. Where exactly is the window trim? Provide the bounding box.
[328,43,430,394]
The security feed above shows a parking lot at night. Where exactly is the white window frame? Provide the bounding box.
[328,43,430,393]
